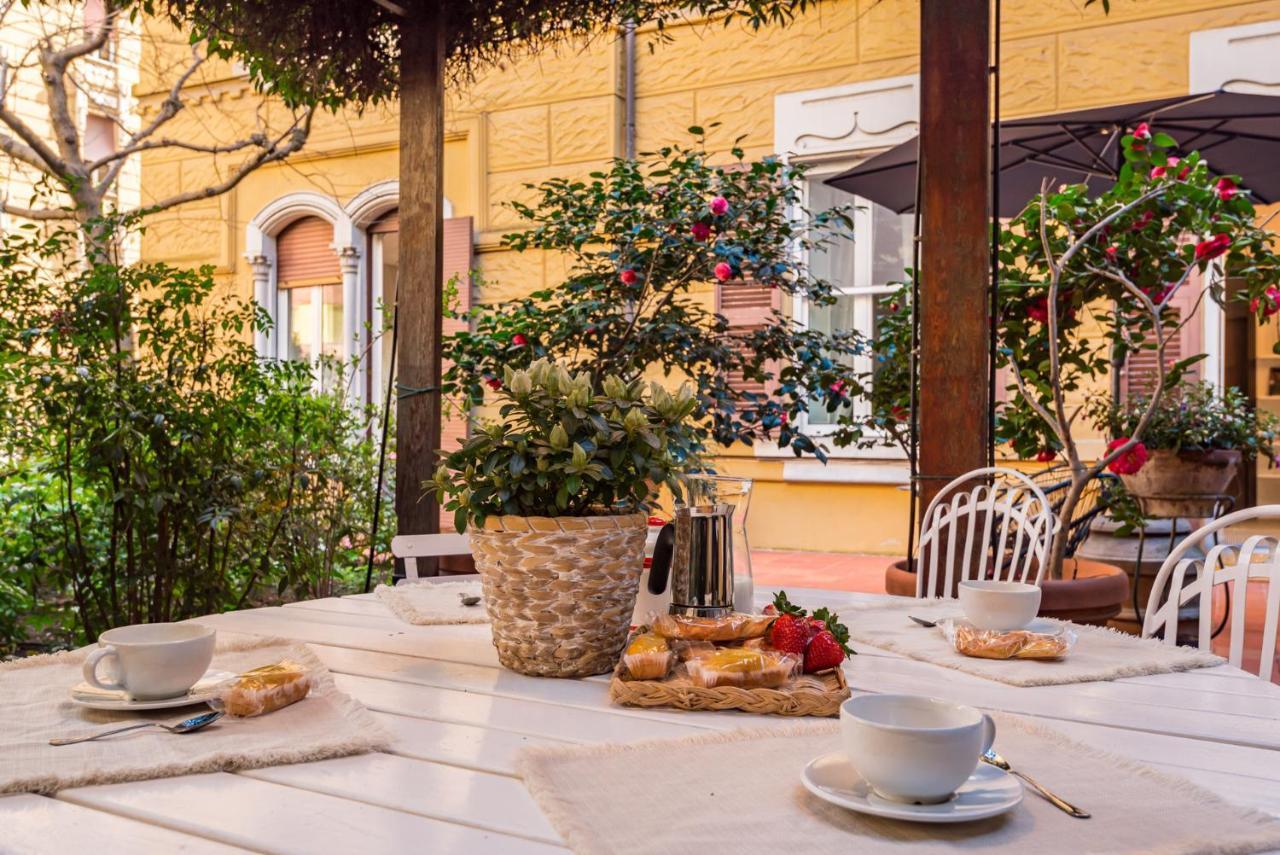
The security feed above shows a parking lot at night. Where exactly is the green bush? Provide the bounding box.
[0,218,390,654]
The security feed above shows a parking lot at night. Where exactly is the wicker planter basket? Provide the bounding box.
[470,512,647,678]
[1119,448,1241,518]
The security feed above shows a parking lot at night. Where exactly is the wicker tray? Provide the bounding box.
[609,657,850,717]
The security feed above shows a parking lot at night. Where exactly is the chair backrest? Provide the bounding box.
[391,533,472,581]
[1142,505,1280,681]
[916,466,1056,598]
[1026,466,1118,560]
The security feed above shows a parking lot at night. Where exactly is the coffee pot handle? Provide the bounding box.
[648,523,676,595]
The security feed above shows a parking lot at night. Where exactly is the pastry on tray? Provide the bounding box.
[218,660,311,717]
[685,647,799,689]
[952,623,1071,660]
[622,632,674,680]
[652,611,774,642]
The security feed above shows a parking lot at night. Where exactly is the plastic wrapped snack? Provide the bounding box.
[652,611,774,642]
[940,620,1076,661]
[622,632,674,680]
[218,660,311,717]
[685,647,799,689]
[671,639,718,662]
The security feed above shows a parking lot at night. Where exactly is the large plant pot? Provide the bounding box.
[1120,448,1241,518]
[470,512,646,678]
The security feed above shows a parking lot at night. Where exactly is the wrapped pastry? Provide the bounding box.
[218,660,311,717]
[685,647,799,689]
[946,621,1074,661]
[622,632,673,680]
[652,612,773,642]
[672,639,718,662]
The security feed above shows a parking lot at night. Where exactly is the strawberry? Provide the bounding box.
[804,630,847,673]
[768,613,809,656]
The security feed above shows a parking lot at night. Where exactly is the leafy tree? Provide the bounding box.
[443,134,873,460]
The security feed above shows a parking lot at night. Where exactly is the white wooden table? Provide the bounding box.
[5,588,1280,854]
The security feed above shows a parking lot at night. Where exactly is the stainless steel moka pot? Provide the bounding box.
[646,477,742,618]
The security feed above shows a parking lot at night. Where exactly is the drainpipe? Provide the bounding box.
[623,21,636,159]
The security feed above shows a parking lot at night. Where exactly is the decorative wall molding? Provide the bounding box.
[774,74,920,161]
[1190,20,1280,94]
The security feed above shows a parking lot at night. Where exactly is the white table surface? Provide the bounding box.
[5,587,1280,854]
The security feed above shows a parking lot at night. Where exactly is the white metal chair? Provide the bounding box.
[916,466,1056,597]
[1143,506,1280,682]
[391,533,472,582]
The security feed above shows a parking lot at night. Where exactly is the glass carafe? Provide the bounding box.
[680,475,754,614]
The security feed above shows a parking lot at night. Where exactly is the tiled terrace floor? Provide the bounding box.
[751,549,1280,685]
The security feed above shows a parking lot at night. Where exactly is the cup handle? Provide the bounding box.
[83,645,124,691]
[979,713,997,754]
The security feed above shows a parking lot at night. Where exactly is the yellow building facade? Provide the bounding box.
[137,0,1280,555]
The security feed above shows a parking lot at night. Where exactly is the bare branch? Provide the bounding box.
[114,43,207,154]
[1008,358,1065,445]
[0,102,68,176]
[0,200,73,220]
[46,17,111,66]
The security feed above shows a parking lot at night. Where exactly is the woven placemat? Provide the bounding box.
[0,632,388,795]
[376,579,489,625]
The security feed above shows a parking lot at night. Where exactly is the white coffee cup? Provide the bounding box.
[83,623,216,700]
[958,580,1041,631]
[841,694,996,804]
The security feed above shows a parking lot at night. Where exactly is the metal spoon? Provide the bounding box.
[50,710,224,746]
[908,615,938,628]
[982,749,1090,818]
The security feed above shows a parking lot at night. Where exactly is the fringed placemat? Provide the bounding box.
[376,579,489,625]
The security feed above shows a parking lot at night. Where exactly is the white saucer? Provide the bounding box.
[69,669,237,711]
[802,751,1023,823]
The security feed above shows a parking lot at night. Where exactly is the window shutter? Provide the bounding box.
[1122,281,1204,399]
[440,216,473,455]
[276,217,339,289]
[716,280,782,405]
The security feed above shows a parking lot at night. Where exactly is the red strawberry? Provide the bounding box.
[768,614,809,656]
[806,617,826,638]
[804,630,847,673]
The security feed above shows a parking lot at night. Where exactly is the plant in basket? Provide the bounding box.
[429,359,698,678]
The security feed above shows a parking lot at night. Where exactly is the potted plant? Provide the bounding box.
[1091,382,1278,518]
[430,359,697,677]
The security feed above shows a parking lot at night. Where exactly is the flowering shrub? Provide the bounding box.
[430,360,698,531]
[442,131,872,461]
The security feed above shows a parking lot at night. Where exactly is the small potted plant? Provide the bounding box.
[1091,382,1278,518]
[430,359,698,677]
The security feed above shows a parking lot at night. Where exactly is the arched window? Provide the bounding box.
[276,216,344,384]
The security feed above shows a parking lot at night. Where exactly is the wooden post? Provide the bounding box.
[395,3,446,570]
[917,0,991,593]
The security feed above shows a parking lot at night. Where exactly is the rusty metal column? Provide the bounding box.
[395,2,446,571]
[917,0,991,593]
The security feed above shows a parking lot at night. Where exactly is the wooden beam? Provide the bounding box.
[395,2,445,569]
[917,0,991,592]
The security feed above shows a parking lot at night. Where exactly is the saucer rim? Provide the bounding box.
[69,668,237,711]
[801,750,1023,824]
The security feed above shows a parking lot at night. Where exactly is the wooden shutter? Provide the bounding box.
[1122,281,1204,399]
[277,217,339,289]
[716,280,782,405]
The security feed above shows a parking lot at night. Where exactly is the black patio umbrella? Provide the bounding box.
[826,91,1280,216]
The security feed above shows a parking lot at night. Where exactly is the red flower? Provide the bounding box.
[1106,437,1149,476]
[1149,165,1167,180]
[890,405,909,421]
[1251,285,1280,318]
[485,377,502,390]
[690,222,712,241]
[714,261,733,282]
[830,380,847,395]
[779,412,789,426]
[1133,122,1152,141]
[619,268,637,285]
[1216,177,1238,201]
[511,333,528,347]
[1131,209,1155,231]
[1026,296,1049,324]
[709,196,729,216]
[888,302,900,312]
[1194,234,1231,262]
[1104,245,1119,262]
[1035,448,1057,463]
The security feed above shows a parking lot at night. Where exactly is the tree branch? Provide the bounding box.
[0,102,68,176]
[0,200,73,220]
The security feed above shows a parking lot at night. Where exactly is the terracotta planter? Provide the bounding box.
[1120,448,1241,518]
[470,512,646,678]
[884,557,1129,627]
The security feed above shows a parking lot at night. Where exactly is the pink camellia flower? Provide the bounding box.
[1149,165,1167,180]
[485,377,502,390]
[1035,448,1057,463]
[1133,122,1152,141]
[1131,209,1155,231]
[1104,245,1119,261]
[511,333,528,347]
[619,268,638,285]
[1216,177,1238,201]
[779,411,789,426]
[830,380,847,395]
[1106,437,1149,476]
[890,405,909,421]
[1026,297,1049,324]
[709,196,729,216]
[690,222,712,241]
[1250,285,1280,318]
[714,261,733,282]
[1194,233,1231,262]
[888,302,900,312]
